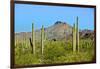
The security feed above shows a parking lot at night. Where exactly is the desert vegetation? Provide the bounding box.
[15,17,95,65]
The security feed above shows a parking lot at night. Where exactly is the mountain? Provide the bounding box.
[79,29,94,39]
[15,21,72,41]
[15,21,94,41]
[43,21,72,40]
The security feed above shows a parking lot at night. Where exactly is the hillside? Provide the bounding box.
[15,21,94,41]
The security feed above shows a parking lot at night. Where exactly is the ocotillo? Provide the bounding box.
[32,23,35,55]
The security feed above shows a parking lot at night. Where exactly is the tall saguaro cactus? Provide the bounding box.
[72,23,76,52]
[44,28,47,41]
[76,16,79,52]
[72,17,80,52]
[41,25,44,55]
[32,23,35,55]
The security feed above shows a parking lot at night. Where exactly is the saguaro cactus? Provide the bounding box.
[41,25,44,55]
[76,16,79,52]
[32,23,35,55]
[72,17,80,52]
[72,23,76,52]
[44,28,47,41]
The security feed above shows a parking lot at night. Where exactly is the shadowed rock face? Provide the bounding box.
[15,21,94,41]
[79,29,94,39]
[45,21,72,40]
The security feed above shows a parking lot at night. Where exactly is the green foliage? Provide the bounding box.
[43,41,66,64]
[15,38,95,65]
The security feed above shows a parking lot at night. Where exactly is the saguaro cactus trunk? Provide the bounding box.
[32,23,35,55]
[76,16,79,52]
[73,23,76,52]
[41,25,44,55]
[21,33,26,52]
[44,28,47,41]
[72,17,80,52]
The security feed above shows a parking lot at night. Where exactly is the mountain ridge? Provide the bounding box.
[15,21,94,41]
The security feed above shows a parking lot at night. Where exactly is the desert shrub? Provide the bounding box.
[42,41,68,64]
[15,38,95,65]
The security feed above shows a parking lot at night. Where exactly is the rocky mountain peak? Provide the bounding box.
[54,21,66,25]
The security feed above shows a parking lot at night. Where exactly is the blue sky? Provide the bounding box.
[15,4,94,32]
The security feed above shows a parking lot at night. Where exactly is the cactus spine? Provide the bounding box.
[41,25,44,55]
[76,16,79,52]
[32,23,35,55]
[73,23,76,52]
